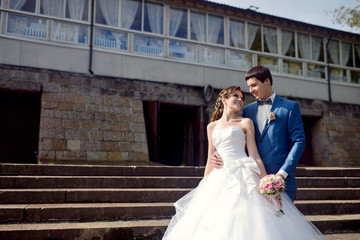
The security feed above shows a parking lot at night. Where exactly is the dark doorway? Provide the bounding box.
[0,91,41,163]
[143,101,207,166]
[299,117,316,166]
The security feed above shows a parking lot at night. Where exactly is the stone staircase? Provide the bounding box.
[0,163,359,240]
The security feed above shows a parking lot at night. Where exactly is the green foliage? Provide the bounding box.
[327,3,360,32]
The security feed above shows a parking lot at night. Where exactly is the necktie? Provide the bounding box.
[257,98,272,106]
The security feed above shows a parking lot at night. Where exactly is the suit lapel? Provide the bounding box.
[259,95,283,140]
[247,103,261,137]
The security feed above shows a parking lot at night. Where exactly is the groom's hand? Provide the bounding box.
[209,151,224,169]
[275,172,285,180]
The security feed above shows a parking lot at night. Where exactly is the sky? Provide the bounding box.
[209,0,359,34]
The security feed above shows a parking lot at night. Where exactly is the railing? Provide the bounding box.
[94,38,117,48]
[137,44,163,55]
[25,27,46,38]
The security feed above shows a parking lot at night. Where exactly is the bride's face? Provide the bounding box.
[223,90,244,112]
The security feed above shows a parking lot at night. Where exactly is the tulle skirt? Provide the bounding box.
[163,162,325,240]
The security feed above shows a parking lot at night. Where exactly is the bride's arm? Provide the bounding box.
[204,122,216,177]
[242,118,267,178]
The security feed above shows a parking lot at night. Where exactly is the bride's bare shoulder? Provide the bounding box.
[240,117,254,125]
[207,121,217,130]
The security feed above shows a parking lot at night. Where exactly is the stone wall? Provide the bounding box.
[0,65,206,165]
[0,64,359,166]
[312,103,360,167]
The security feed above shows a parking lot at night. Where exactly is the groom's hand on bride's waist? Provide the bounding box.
[210,151,224,169]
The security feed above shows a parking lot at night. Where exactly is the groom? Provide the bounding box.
[210,66,305,201]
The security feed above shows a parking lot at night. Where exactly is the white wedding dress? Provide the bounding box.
[163,124,325,240]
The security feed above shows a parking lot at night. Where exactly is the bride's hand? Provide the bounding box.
[209,151,224,169]
[274,194,283,208]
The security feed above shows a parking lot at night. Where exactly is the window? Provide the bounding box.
[328,40,340,65]
[282,30,295,57]
[190,11,205,42]
[65,0,89,21]
[38,0,88,21]
[229,19,245,49]
[208,15,224,44]
[7,13,47,39]
[94,28,128,50]
[258,56,278,72]
[297,33,310,59]
[144,2,163,34]
[96,0,119,26]
[298,34,324,62]
[311,36,323,62]
[248,23,261,51]
[10,0,36,13]
[190,11,223,44]
[355,45,360,68]
[200,46,225,65]
[263,26,277,54]
[134,35,164,56]
[52,21,88,44]
[40,0,65,18]
[229,50,252,69]
[351,71,360,84]
[283,60,302,76]
[330,68,347,82]
[341,42,352,67]
[170,8,187,39]
[121,0,142,30]
[169,40,196,61]
[307,64,325,79]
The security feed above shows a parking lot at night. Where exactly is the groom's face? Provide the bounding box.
[246,77,272,100]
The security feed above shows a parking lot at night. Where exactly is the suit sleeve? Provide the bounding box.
[281,102,306,174]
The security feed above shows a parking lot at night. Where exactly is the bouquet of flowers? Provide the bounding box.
[258,174,285,214]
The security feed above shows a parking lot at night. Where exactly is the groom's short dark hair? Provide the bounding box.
[245,66,273,85]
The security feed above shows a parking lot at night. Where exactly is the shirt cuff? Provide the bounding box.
[278,170,288,179]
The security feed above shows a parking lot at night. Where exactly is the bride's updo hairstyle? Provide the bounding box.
[211,86,245,122]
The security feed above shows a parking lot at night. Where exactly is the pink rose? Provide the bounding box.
[265,183,273,190]
[276,182,283,188]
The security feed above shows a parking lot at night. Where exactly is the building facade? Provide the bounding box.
[0,0,359,167]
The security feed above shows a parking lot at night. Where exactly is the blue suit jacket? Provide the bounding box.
[242,95,305,191]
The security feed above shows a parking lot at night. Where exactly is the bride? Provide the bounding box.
[162,86,325,240]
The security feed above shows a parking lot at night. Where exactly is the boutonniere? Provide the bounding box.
[268,112,276,124]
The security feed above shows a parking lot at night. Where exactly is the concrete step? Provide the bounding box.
[0,219,169,240]
[1,175,358,189]
[294,200,360,215]
[296,177,360,188]
[1,164,359,238]
[306,214,360,234]
[295,167,360,177]
[1,187,359,204]
[0,215,359,240]
[324,233,360,240]
[1,203,174,223]
[0,163,205,177]
[295,188,360,200]
[2,163,360,177]
[0,176,202,189]
[2,200,360,224]
[0,188,192,204]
